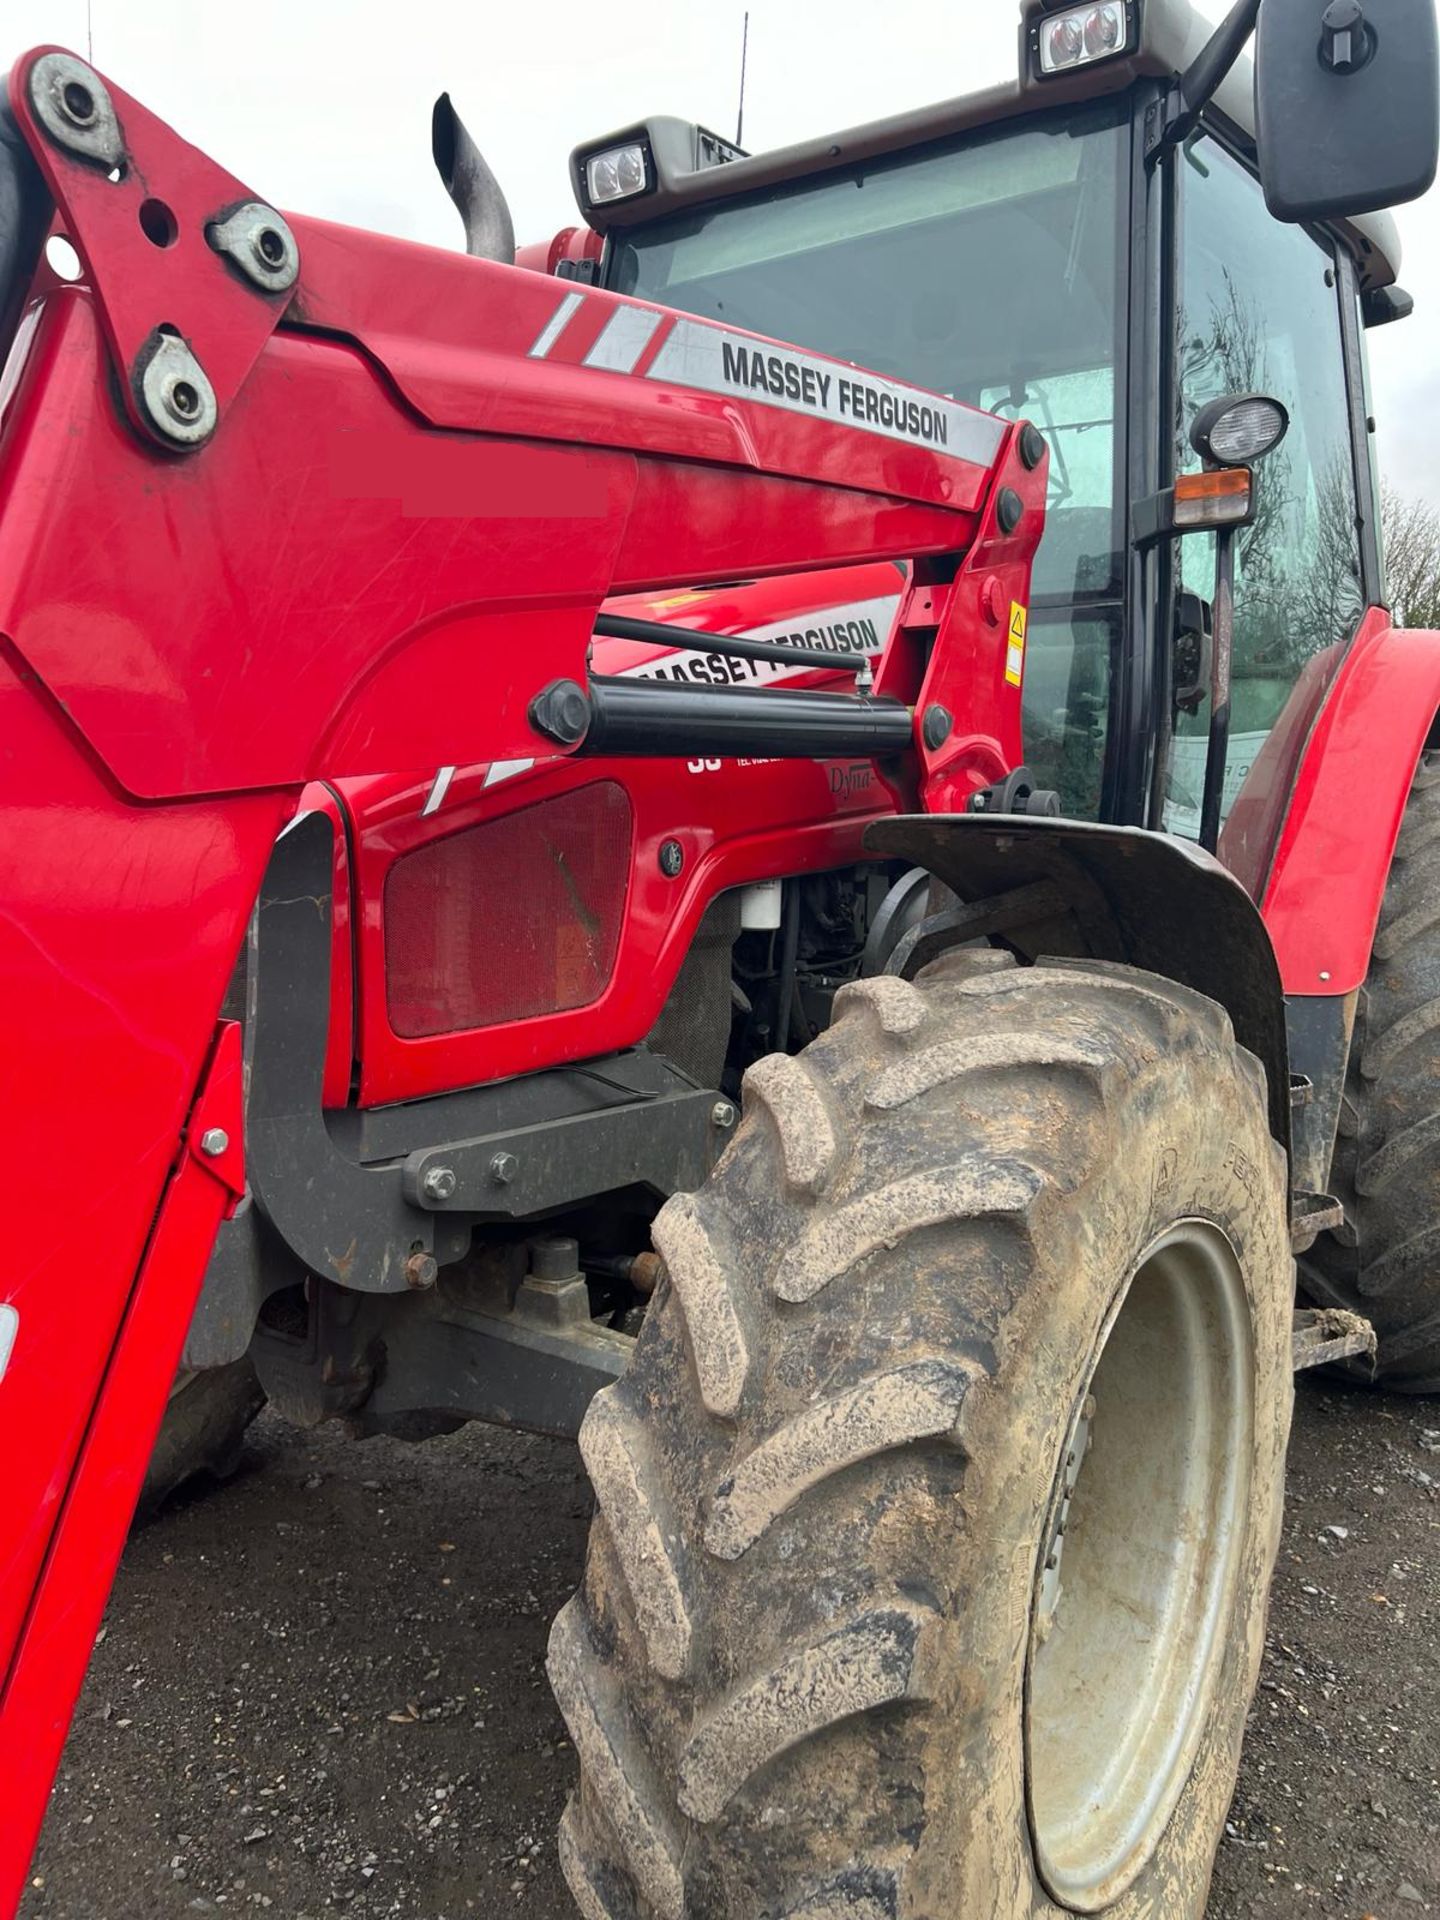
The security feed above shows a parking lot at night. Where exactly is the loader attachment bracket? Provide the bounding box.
[6,47,295,449]
[239,810,726,1300]
[865,813,1291,1159]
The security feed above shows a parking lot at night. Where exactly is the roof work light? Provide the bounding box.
[1033,1,1136,76]
[584,140,652,206]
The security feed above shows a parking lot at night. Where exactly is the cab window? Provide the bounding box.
[1167,135,1364,846]
[609,100,1129,818]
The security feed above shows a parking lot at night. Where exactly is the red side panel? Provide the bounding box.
[347,746,908,1105]
[0,50,1035,1902]
[0,655,284,1913]
[1262,610,1440,995]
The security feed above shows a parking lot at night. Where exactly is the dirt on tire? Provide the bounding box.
[138,1361,266,1522]
[552,951,1293,1919]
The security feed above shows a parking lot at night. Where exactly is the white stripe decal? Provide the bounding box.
[421,766,456,817]
[584,306,665,374]
[613,594,902,691]
[483,758,536,788]
[0,1305,17,1385]
[646,319,1004,466]
[528,291,584,359]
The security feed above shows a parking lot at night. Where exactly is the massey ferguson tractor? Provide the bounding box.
[2,0,1438,1914]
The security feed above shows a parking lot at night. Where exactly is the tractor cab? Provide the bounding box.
[568,0,1421,890]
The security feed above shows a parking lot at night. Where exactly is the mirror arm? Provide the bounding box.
[1155,0,1263,156]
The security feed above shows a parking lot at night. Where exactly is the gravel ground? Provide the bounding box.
[19,1376,1440,1920]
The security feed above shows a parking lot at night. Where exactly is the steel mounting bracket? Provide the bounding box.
[7,46,297,451]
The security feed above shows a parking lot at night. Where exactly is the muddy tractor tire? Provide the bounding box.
[135,1360,265,1522]
[1300,751,1440,1391]
[549,951,1293,1920]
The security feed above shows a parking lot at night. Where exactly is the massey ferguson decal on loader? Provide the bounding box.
[3,2,1440,1917]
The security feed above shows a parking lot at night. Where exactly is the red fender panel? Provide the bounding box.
[1262,610,1440,996]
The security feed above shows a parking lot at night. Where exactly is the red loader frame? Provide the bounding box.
[0,49,1044,1904]
[6,31,1440,1912]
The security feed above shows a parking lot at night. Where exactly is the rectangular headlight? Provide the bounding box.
[1035,1,1134,76]
[584,141,652,206]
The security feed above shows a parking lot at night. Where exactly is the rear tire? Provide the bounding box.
[549,951,1293,1919]
[1300,750,1440,1391]
[135,1360,264,1522]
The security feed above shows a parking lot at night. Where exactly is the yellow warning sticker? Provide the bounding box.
[1004,601,1028,687]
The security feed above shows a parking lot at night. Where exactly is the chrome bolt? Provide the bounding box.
[199,1127,229,1157]
[711,1100,737,1130]
[422,1165,458,1201]
[489,1152,517,1185]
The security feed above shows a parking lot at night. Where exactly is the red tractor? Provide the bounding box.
[1,0,1437,1914]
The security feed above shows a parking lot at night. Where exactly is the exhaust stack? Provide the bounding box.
[431,92,515,262]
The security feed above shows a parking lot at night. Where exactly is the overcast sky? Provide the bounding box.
[20,0,1440,496]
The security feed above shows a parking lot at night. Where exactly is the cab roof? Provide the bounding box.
[574,0,1400,289]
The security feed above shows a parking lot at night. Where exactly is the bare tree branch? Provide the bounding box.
[1382,484,1440,628]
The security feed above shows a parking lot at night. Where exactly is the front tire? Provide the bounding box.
[135,1359,264,1522]
[549,952,1293,1919]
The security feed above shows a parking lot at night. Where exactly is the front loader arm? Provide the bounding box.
[0,48,1044,1906]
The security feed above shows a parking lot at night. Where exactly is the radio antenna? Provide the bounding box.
[736,11,750,148]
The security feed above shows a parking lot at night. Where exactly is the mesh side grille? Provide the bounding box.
[644,895,740,1088]
[385,781,634,1037]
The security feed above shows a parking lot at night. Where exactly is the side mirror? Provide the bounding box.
[1256,0,1439,221]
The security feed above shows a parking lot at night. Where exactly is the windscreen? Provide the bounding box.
[609,99,1129,815]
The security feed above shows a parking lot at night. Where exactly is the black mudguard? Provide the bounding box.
[865,814,1291,1160]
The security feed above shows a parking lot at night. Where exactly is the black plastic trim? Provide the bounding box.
[864,812,1291,1158]
[0,94,49,365]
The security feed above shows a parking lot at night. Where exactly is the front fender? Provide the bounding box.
[1263,612,1440,997]
[864,814,1290,1158]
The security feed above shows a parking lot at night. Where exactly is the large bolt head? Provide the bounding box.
[136,331,218,450]
[207,202,301,294]
[28,54,125,170]
[422,1165,458,1201]
[405,1250,438,1289]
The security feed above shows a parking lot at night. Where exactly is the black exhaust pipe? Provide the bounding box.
[431,92,516,263]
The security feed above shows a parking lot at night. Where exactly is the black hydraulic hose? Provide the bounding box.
[581,674,914,759]
[594,611,866,675]
[0,95,50,364]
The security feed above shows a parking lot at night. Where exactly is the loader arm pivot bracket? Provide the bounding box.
[7,47,296,449]
[865,813,1291,1158]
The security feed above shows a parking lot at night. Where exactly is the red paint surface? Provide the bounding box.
[1262,610,1440,995]
[0,53,1030,1906]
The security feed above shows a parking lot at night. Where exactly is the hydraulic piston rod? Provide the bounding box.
[529,673,915,759]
